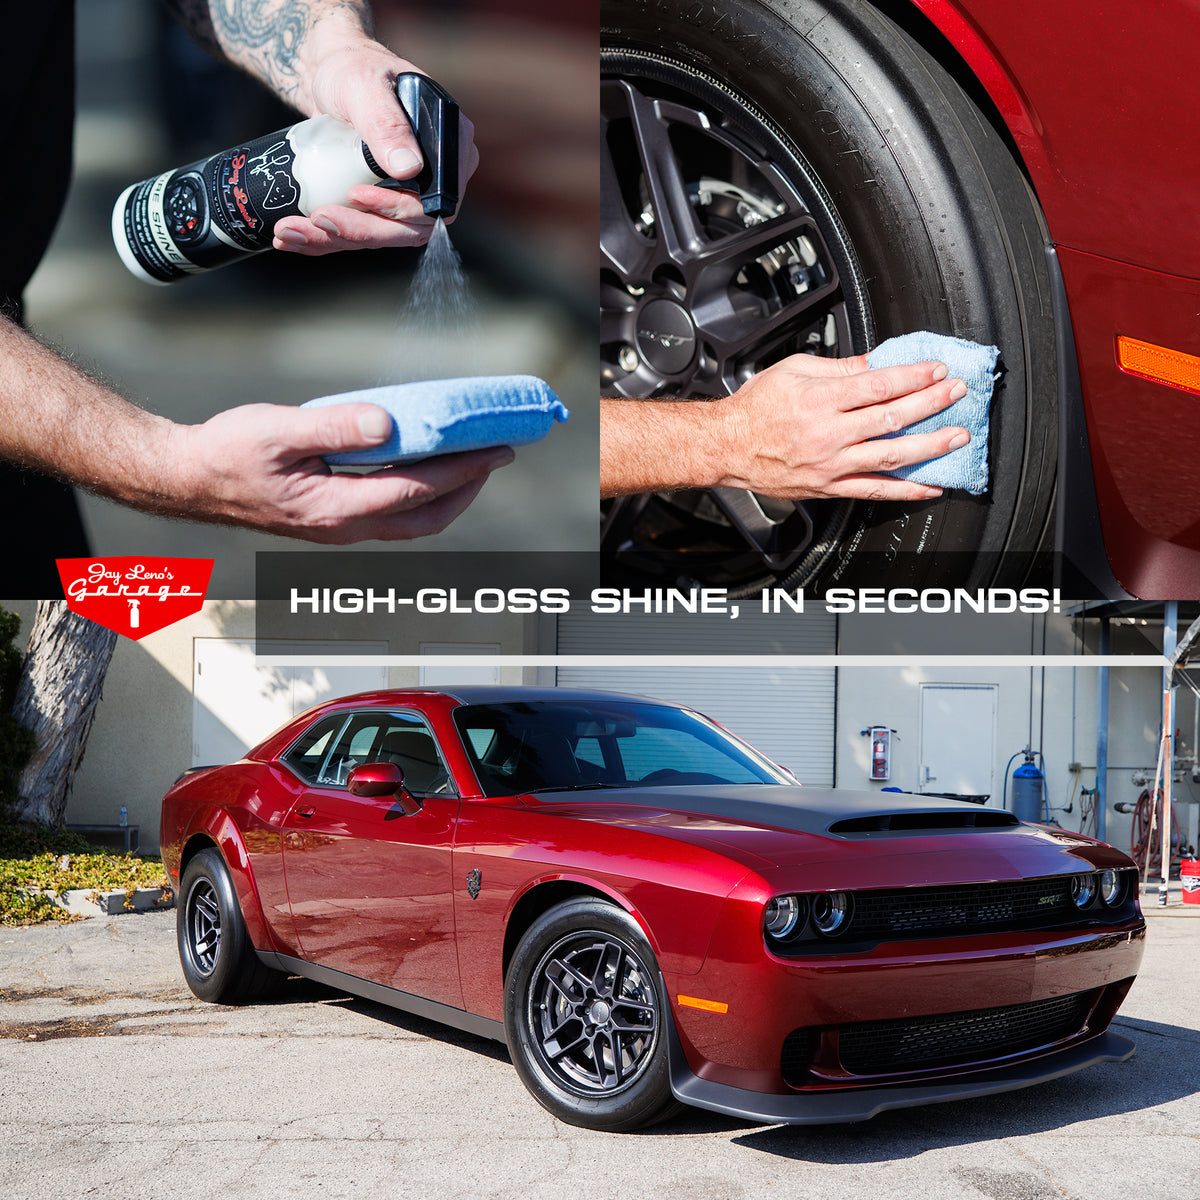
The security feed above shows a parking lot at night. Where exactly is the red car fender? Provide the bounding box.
[503,870,660,955]
[505,861,757,979]
[178,806,273,952]
[906,1,1049,182]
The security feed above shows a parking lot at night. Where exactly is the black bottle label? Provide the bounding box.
[118,127,307,283]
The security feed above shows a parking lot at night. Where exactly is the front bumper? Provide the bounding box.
[667,1023,1135,1125]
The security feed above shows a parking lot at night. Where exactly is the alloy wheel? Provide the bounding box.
[526,929,661,1096]
[187,879,222,976]
[601,54,869,591]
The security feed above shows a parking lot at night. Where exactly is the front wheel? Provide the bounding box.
[504,898,681,1131]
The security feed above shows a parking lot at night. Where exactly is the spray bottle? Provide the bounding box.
[112,73,460,284]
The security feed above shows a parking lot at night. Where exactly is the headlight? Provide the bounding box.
[812,891,852,936]
[1070,873,1097,908]
[1099,869,1123,906]
[764,895,803,939]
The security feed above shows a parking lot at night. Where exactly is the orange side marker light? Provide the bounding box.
[677,994,729,1014]
[1117,336,1200,396]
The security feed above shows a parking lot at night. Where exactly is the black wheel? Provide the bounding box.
[177,847,279,1004]
[601,0,1057,594]
[504,898,682,1131]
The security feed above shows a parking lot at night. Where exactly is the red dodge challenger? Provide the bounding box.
[161,688,1145,1130]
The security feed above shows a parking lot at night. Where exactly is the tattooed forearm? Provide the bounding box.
[166,1,375,107]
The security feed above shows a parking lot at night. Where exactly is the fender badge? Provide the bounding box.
[466,868,482,900]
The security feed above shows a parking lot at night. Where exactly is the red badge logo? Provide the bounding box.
[56,557,214,640]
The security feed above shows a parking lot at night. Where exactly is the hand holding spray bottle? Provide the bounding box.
[112,73,460,284]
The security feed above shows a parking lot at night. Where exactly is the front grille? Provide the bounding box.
[837,991,1094,1076]
[850,878,1076,939]
[766,870,1139,955]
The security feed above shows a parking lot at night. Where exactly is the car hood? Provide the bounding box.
[518,784,1116,877]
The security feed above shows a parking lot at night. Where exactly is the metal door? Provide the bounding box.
[918,684,998,801]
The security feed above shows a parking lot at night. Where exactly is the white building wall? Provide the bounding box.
[835,658,1169,854]
[2,600,535,851]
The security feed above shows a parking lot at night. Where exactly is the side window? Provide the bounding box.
[316,715,388,786]
[372,713,456,796]
[280,714,351,785]
[282,710,456,795]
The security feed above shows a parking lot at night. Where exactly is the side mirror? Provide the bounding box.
[347,762,422,816]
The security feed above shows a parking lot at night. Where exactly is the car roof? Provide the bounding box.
[434,686,675,707]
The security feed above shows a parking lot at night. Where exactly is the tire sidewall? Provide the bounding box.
[504,898,675,1131]
[602,0,1057,586]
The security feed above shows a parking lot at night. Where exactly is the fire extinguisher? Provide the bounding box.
[862,726,895,782]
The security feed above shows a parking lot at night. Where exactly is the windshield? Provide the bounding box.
[452,699,789,797]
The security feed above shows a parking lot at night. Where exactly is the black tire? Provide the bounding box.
[504,898,682,1131]
[177,847,279,1004]
[600,0,1057,594]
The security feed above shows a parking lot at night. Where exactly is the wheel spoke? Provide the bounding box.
[547,956,593,999]
[695,209,824,277]
[599,301,633,346]
[543,1028,589,1062]
[598,940,625,998]
[710,490,815,571]
[698,273,841,364]
[603,1030,625,1087]
[618,82,702,265]
[612,997,656,1023]
[610,1016,653,1035]
[601,99,657,281]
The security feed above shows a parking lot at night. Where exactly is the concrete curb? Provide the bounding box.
[28,886,175,917]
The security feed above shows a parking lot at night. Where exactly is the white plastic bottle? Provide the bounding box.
[112,115,389,285]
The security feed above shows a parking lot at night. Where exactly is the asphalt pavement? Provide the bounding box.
[0,906,1197,1200]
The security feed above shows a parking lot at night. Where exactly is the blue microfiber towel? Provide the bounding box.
[866,332,999,495]
[303,375,569,466]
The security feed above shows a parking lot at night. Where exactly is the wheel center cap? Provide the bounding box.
[636,298,697,376]
[588,999,612,1025]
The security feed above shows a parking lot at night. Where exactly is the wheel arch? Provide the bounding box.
[177,809,271,950]
[874,1,1048,196]
[502,877,653,986]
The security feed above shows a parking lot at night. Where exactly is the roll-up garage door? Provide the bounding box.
[554,611,836,785]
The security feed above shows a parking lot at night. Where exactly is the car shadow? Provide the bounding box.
[261,973,512,1064]
[257,977,1198,1147]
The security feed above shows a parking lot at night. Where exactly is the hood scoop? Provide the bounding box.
[829,809,1019,837]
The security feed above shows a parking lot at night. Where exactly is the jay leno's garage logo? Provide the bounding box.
[56,557,214,640]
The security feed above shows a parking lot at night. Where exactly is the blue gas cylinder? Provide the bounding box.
[1011,761,1045,822]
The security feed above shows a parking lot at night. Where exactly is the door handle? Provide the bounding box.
[295,804,316,819]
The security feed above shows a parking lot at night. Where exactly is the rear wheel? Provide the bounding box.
[600,0,1056,593]
[177,847,279,1004]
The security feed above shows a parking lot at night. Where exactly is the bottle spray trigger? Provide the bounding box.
[365,72,460,218]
